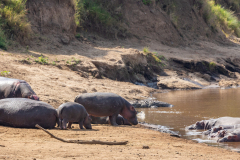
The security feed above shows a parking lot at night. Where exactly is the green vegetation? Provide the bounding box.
[35,56,48,65]
[75,33,81,38]
[142,0,152,5]
[0,28,7,50]
[202,0,240,37]
[143,47,149,54]
[75,0,125,37]
[76,0,116,28]
[0,71,10,76]
[209,61,216,71]
[0,0,31,44]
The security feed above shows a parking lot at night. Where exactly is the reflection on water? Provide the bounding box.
[137,88,240,152]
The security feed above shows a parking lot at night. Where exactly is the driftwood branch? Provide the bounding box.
[35,124,128,145]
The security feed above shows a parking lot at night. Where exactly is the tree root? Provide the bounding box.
[35,124,128,145]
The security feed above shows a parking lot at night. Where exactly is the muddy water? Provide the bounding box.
[137,88,240,152]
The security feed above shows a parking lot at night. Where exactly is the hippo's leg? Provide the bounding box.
[59,118,63,129]
[67,122,73,129]
[79,120,84,129]
[109,114,118,126]
[62,119,68,130]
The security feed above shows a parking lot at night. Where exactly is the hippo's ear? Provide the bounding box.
[130,106,135,111]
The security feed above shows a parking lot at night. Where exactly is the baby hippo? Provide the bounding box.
[57,102,92,130]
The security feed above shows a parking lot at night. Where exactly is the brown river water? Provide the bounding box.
[137,88,240,152]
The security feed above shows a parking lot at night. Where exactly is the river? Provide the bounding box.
[137,88,240,152]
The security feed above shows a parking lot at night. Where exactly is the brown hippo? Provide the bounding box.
[0,77,39,100]
[57,102,92,130]
[74,92,138,126]
[0,98,57,128]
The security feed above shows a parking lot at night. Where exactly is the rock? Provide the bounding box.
[157,77,202,90]
[142,146,150,149]
[61,35,70,44]
[130,98,173,108]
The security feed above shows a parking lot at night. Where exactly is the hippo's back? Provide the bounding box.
[74,92,125,116]
[0,98,57,128]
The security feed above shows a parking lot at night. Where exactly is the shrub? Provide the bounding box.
[35,56,48,65]
[143,47,149,54]
[0,0,31,43]
[0,71,10,76]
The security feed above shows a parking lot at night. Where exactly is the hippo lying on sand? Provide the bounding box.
[0,98,57,128]
[187,117,240,142]
[57,102,92,129]
[91,115,131,125]
[0,77,39,100]
[74,92,138,126]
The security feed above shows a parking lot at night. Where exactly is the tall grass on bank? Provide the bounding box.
[0,0,31,43]
[203,0,240,37]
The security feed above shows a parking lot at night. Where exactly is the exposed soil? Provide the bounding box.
[1,123,240,160]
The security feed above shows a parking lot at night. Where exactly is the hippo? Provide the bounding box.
[57,102,92,130]
[218,129,240,142]
[0,98,57,128]
[74,92,138,126]
[187,117,240,142]
[91,115,131,125]
[187,117,240,130]
[0,77,39,100]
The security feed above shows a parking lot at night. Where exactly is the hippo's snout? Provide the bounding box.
[29,95,39,101]
[129,118,138,125]
[218,137,227,142]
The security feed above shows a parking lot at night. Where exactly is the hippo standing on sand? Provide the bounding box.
[57,102,92,130]
[0,77,39,100]
[187,117,240,142]
[74,92,138,126]
[0,98,57,128]
[91,115,131,125]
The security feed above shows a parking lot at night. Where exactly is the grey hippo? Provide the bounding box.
[187,117,240,142]
[74,92,138,126]
[57,102,92,130]
[0,98,57,128]
[0,77,39,100]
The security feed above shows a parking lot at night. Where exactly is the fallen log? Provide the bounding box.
[35,124,128,145]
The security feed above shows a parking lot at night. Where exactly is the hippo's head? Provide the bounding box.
[187,120,213,130]
[15,82,40,100]
[120,104,138,125]
[218,130,240,142]
[83,115,92,129]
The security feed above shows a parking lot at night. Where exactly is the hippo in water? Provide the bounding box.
[187,117,240,142]
[57,102,92,130]
[0,77,39,100]
[187,117,240,130]
[74,92,138,126]
[90,115,131,125]
[0,98,57,128]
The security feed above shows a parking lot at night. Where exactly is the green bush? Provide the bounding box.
[75,0,125,37]
[76,0,115,28]
[0,0,31,42]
